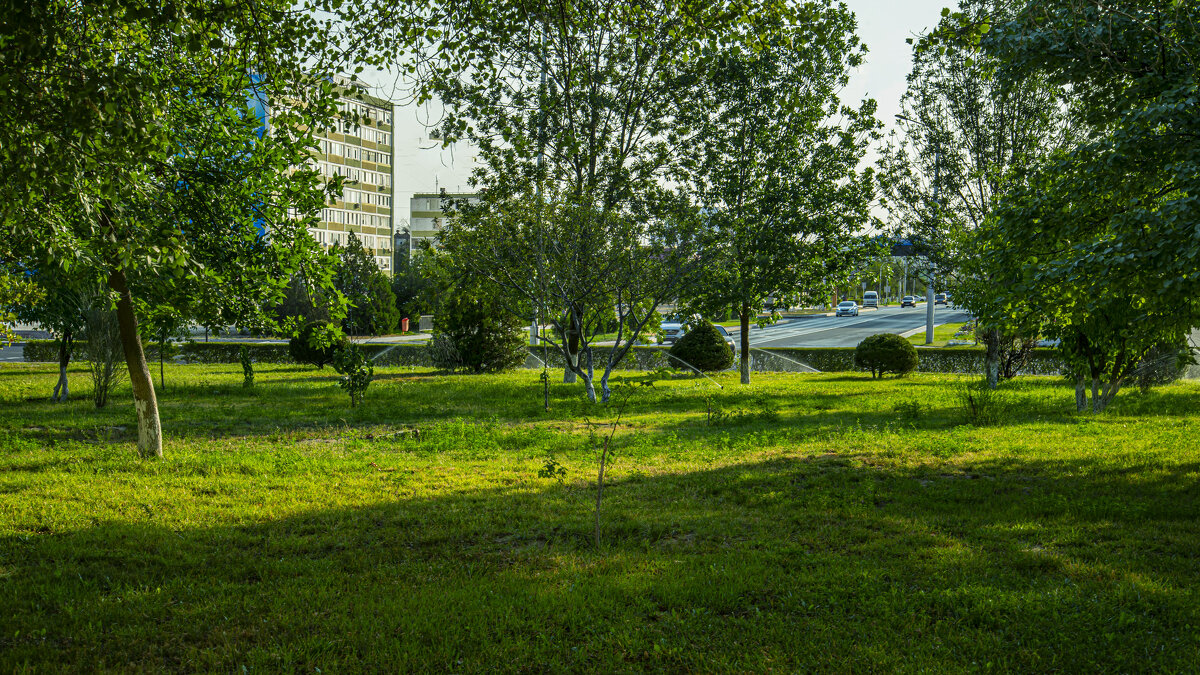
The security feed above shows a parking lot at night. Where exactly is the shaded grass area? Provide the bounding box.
[2,364,1200,671]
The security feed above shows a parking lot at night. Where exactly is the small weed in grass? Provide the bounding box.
[537,456,568,483]
[958,379,1011,426]
[893,398,924,421]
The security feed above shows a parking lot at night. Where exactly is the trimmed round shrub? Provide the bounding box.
[669,320,734,372]
[854,333,918,378]
[288,322,346,369]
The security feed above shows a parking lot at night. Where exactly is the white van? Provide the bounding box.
[862,291,879,308]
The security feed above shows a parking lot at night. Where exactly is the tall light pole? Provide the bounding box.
[896,114,940,345]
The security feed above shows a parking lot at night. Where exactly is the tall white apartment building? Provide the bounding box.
[302,77,396,273]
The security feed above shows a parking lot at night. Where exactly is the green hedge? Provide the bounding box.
[22,340,62,363]
[524,345,675,372]
[176,341,438,367]
[180,342,294,364]
[521,345,1064,376]
[22,339,1066,376]
[22,339,180,363]
[750,347,1064,376]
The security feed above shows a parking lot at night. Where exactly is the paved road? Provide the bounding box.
[0,345,25,362]
[746,304,973,348]
[3,306,968,361]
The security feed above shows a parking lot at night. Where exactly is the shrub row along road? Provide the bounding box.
[745,304,974,348]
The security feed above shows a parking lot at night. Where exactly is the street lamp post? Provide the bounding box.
[896,113,940,345]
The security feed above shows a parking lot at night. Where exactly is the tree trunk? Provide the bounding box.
[108,268,162,459]
[1095,379,1121,413]
[563,323,579,383]
[739,305,751,385]
[582,373,597,402]
[1090,377,1101,414]
[53,331,72,402]
[584,348,597,403]
[983,327,1000,390]
[1075,376,1087,412]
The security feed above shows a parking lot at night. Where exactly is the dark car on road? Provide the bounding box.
[901,295,916,308]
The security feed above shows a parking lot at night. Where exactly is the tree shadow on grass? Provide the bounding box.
[2,453,1199,671]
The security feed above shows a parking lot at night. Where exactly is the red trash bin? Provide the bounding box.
[401,317,410,332]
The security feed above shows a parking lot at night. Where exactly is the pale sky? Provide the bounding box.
[360,0,954,229]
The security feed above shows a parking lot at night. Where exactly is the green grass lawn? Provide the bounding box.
[908,321,974,347]
[2,363,1200,671]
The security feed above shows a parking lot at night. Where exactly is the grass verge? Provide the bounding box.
[908,321,973,347]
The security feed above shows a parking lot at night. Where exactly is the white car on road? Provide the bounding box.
[835,301,860,317]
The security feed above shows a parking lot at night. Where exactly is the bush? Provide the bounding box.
[23,339,179,364]
[239,345,254,388]
[288,322,345,369]
[175,341,293,364]
[81,307,126,408]
[854,333,918,378]
[333,344,374,407]
[27,338,1068,376]
[669,320,734,372]
[433,289,527,373]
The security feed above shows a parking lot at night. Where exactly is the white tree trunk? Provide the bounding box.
[135,397,163,456]
[739,308,751,385]
[584,349,596,403]
[109,268,163,459]
[54,363,69,402]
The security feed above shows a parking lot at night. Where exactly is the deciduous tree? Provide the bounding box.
[1,0,347,456]
[935,0,1200,409]
[880,0,1077,387]
[363,0,802,401]
[677,4,879,384]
